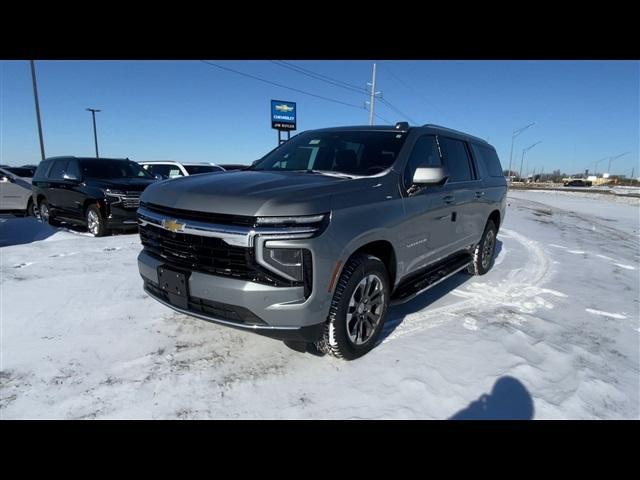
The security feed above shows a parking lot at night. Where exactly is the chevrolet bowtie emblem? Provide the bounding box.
[161,218,185,233]
[275,104,294,112]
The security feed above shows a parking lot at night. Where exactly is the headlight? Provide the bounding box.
[104,189,125,204]
[263,247,304,281]
[256,213,327,226]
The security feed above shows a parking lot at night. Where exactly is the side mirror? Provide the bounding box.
[63,173,81,182]
[154,174,164,180]
[413,166,449,186]
[0,175,11,183]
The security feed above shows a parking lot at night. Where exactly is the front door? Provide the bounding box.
[398,135,457,275]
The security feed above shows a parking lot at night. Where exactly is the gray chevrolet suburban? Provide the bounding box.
[136,123,507,359]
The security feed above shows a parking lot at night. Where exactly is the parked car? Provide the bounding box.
[563,179,592,187]
[139,161,225,179]
[2,165,37,178]
[0,167,36,216]
[32,156,156,236]
[136,123,507,359]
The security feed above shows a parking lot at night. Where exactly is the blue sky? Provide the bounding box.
[1,60,638,176]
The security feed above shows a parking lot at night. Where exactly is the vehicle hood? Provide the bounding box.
[86,177,156,192]
[140,170,388,216]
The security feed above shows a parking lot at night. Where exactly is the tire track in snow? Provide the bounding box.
[383,228,563,343]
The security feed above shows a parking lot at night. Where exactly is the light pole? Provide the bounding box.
[508,122,535,182]
[519,141,541,180]
[607,152,630,174]
[86,108,101,158]
[30,60,46,162]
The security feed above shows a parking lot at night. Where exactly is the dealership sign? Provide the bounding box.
[271,100,296,131]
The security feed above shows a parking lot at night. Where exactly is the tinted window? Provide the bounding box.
[438,137,473,182]
[252,130,407,176]
[49,159,68,180]
[80,159,153,179]
[471,144,503,177]
[66,159,81,179]
[184,165,224,175]
[404,135,441,189]
[33,160,54,181]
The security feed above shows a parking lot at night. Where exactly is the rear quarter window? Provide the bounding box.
[33,160,54,181]
[471,144,504,178]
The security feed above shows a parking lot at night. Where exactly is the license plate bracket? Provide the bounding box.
[157,266,190,309]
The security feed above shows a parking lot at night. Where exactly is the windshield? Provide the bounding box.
[251,130,407,177]
[79,159,154,179]
[184,165,224,175]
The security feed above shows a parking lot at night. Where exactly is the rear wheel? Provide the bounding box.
[26,198,35,217]
[86,204,108,237]
[316,253,390,360]
[468,219,498,275]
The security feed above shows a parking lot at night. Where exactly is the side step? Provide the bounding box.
[391,253,471,305]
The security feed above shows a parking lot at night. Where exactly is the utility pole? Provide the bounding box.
[86,108,101,158]
[367,63,378,125]
[30,60,46,162]
[507,122,535,184]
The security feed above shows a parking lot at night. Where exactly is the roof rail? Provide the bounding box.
[422,124,489,144]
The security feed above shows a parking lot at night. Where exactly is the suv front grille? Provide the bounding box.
[121,192,141,209]
[139,223,300,288]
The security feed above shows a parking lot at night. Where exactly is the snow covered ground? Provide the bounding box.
[1,191,638,419]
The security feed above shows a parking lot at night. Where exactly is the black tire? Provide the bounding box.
[86,204,108,237]
[26,198,35,217]
[38,199,61,227]
[468,219,498,276]
[316,253,390,360]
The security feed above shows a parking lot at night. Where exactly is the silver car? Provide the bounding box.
[0,167,35,216]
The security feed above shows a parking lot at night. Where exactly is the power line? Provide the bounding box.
[373,112,394,124]
[378,97,418,124]
[270,60,368,95]
[379,63,449,120]
[200,60,366,111]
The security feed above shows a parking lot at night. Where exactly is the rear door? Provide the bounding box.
[437,136,484,251]
[45,159,68,215]
[0,170,26,210]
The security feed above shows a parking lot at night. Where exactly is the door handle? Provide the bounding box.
[475,191,485,199]
[443,195,455,204]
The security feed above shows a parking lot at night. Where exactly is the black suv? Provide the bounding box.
[32,156,156,236]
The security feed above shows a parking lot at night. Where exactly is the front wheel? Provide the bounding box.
[38,199,60,226]
[468,219,498,276]
[316,253,390,360]
[86,204,108,237]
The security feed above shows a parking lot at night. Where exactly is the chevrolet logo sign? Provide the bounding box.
[275,104,294,113]
[161,219,185,233]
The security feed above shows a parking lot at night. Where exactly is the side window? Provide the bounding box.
[33,160,53,181]
[48,160,68,180]
[403,135,441,189]
[471,144,503,177]
[66,159,81,179]
[438,137,473,182]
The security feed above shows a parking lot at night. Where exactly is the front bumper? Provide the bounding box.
[105,204,139,229]
[138,250,329,342]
